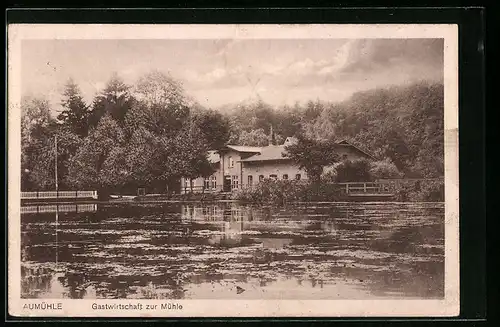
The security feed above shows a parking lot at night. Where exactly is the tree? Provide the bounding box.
[20,96,55,190]
[334,159,373,182]
[21,123,81,191]
[173,126,215,192]
[66,115,125,196]
[237,128,270,147]
[21,127,56,190]
[295,82,444,178]
[283,135,339,184]
[57,78,91,137]
[190,109,231,149]
[135,70,186,108]
[21,96,53,145]
[369,158,404,180]
[125,70,190,137]
[89,73,135,128]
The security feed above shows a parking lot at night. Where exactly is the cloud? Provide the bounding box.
[340,39,444,77]
[184,65,249,89]
[214,39,243,58]
[21,39,445,110]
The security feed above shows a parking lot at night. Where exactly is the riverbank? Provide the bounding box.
[21,179,443,206]
[231,179,444,205]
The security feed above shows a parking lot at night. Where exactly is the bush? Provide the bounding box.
[334,159,372,182]
[370,158,404,180]
[393,179,444,202]
[413,180,444,202]
[232,179,302,204]
[232,178,341,204]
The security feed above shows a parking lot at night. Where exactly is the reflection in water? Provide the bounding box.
[21,202,444,299]
[21,204,98,214]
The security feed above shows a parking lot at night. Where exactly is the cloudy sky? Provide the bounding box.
[21,38,443,110]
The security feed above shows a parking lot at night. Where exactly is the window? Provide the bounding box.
[204,177,210,189]
[295,174,301,180]
[231,175,239,189]
[270,174,277,180]
[248,175,253,186]
[228,156,234,168]
[282,174,288,180]
[259,175,265,182]
[211,176,217,189]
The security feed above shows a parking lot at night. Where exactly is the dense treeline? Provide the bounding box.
[21,71,230,196]
[21,70,443,196]
[226,82,444,179]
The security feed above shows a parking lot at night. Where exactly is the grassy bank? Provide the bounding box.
[231,179,342,205]
[391,179,444,202]
[232,179,444,205]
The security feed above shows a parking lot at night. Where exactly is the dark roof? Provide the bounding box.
[240,140,375,162]
[240,145,290,162]
[335,139,375,159]
[222,145,262,153]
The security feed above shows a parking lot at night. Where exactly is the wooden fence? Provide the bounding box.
[336,182,394,195]
[21,190,98,200]
[181,186,223,194]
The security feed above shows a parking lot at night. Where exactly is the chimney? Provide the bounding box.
[269,125,276,146]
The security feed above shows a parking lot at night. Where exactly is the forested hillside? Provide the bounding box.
[20,70,443,194]
[226,82,444,178]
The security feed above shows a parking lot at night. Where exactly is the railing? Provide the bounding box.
[336,182,394,195]
[181,186,224,194]
[21,190,98,200]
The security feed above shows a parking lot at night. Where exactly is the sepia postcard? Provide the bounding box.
[8,24,459,317]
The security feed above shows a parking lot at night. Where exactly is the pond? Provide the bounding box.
[20,202,444,300]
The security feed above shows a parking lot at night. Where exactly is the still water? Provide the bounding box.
[21,202,444,300]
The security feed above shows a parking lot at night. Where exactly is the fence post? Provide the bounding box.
[345,184,349,194]
[363,183,367,193]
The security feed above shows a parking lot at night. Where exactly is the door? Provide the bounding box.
[223,176,232,192]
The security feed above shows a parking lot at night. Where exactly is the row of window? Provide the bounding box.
[248,173,301,185]
[187,173,302,189]
[204,176,217,189]
[226,155,349,170]
[183,176,217,189]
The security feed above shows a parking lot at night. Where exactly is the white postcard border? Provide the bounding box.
[8,23,459,317]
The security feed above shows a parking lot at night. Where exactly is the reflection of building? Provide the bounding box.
[180,204,316,234]
[180,138,373,193]
[253,237,293,249]
[321,221,338,234]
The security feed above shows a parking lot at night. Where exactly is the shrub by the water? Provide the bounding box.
[334,159,373,182]
[369,159,404,180]
[232,178,341,204]
[393,179,444,202]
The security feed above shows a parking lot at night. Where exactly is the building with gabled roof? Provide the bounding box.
[180,138,374,194]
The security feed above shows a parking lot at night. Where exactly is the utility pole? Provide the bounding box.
[54,134,59,268]
[54,135,58,192]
